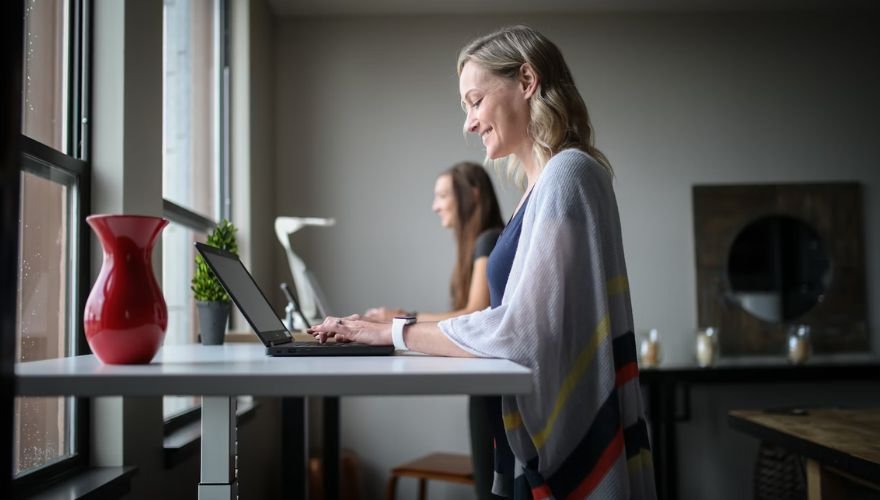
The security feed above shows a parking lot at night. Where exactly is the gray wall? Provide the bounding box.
[273,12,880,500]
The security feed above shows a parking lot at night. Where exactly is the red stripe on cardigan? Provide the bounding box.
[567,428,625,499]
[531,483,553,500]
[615,361,639,388]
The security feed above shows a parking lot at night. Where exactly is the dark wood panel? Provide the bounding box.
[693,183,868,356]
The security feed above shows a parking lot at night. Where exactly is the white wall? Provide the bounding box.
[273,12,880,500]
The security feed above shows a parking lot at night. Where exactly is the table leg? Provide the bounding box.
[199,396,238,500]
[282,397,308,500]
[324,396,340,500]
[646,382,665,499]
[647,380,677,500]
[660,381,678,500]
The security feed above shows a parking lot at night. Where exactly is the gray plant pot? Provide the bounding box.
[197,301,231,345]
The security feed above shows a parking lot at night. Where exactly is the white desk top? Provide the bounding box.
[15,344,532,397]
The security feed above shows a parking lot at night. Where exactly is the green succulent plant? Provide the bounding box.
[191,219,238,302]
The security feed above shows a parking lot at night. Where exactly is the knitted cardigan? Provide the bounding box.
[438,149,656,499]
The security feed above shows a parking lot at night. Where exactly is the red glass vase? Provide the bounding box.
[84,214,169,364]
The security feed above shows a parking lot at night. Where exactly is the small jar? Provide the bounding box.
[695,327,718,368]
[787,324,812,365]
[639,328,661,368]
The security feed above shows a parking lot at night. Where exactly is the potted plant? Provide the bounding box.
[192,219,238,345]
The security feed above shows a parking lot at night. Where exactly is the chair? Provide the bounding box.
[385,452,474,500]
[308,448,362,500]
[753,441,807,500]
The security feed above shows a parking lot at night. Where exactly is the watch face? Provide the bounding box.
[394,315,416,324]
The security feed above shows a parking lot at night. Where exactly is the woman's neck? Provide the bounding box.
[517,148,541,192]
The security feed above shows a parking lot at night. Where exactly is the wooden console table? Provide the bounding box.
[639,354,880,500]
[729,408,880,499]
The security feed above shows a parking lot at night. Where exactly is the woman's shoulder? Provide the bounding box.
[545,149,607,182]
[474,227,502,259]
[477,226,503,241]
[536,149,611,197]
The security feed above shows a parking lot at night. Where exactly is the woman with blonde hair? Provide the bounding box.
[312,25,656,499]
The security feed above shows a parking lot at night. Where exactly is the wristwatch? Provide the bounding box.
[391,315,417,351]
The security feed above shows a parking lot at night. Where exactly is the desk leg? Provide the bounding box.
[282,397,308,500]
[660,382,678,500]
[199,396,238,500]
[647,382,665,499]
[647,381,677,500]
[323,396,340,500]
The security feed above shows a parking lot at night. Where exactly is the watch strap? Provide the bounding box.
[391,316,416,351]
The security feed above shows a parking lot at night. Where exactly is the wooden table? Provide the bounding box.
[639,355,880,500]
[729,408,880,499]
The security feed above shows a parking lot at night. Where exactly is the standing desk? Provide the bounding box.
[15,343,532,500]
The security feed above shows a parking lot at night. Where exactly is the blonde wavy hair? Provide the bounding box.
[457,25,612,187]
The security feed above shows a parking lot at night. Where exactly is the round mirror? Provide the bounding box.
[727,215,831,323]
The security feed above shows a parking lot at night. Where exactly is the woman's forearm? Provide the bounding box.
[404,321,474,357]
[416,308,480,323]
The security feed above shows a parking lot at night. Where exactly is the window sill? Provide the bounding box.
[163,399,259,468]
[21,466,137,500]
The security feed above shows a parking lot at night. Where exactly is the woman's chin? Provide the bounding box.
[484,147,508,161]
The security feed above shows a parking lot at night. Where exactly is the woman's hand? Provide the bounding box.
[307,314,393,345]
[363,307,407,322]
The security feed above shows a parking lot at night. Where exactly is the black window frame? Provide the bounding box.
[1,0,25,493]
[12,0,92,494]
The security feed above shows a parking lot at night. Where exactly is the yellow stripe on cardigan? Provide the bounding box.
[502,411,522,430]
[526,315,611,450]
[606,275,629,296]
[501,277,628,434]
[626,449,654,476]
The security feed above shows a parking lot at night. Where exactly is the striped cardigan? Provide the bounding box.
[439,149,656,499]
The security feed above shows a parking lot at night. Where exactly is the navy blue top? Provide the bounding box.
[487,191,532,308]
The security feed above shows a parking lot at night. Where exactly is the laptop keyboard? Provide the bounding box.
[294,341,343,346]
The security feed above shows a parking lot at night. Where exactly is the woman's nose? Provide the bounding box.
[463,111,478,134]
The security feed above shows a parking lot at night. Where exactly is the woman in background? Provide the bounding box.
[365,161,504,323]
[365,161,504,500]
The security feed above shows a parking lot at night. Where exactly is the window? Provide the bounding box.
[14,0,89,486]
[162,0,229,420]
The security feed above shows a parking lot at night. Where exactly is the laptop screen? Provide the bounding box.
[195,243,291,345]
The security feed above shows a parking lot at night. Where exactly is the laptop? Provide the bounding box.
[195,242,394,356]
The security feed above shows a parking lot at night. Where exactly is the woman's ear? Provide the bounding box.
[519,63,539,99]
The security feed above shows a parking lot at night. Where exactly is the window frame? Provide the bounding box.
[13,137,91,492]
[1,0,25,495]
[12,0,91,491]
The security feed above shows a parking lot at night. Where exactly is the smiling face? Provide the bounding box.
[459,61,534,161]
[432,174,456,229]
